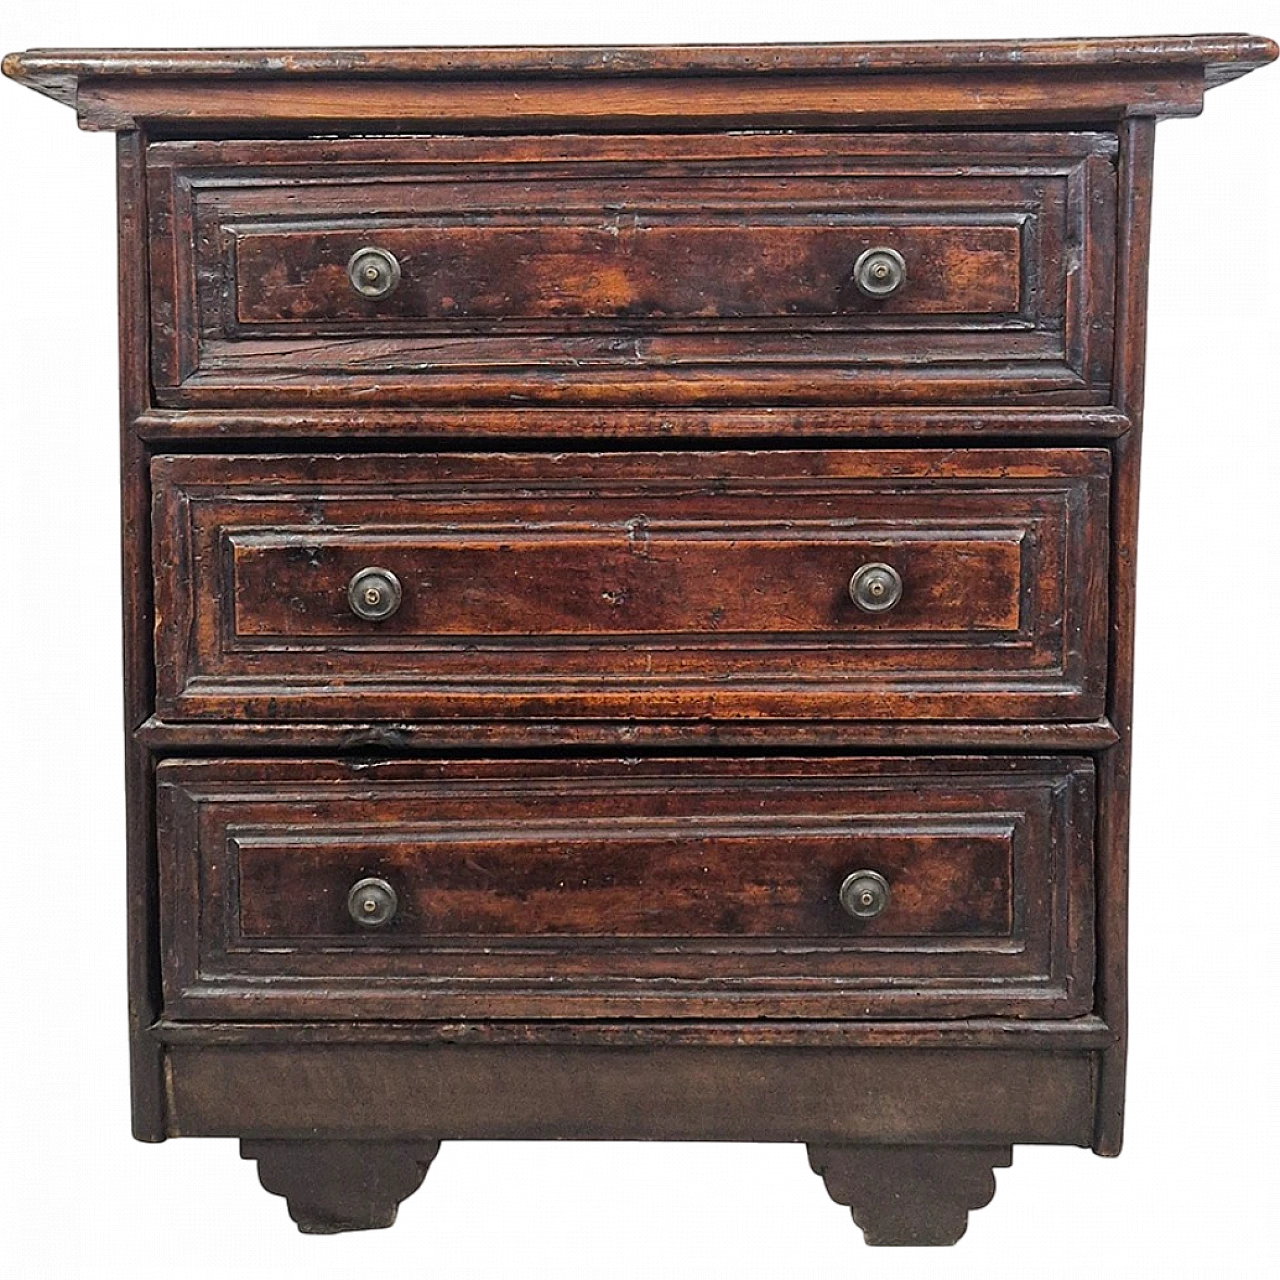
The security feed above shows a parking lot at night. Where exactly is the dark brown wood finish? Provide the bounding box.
[151,449,1110,726]
[136,716,1121,753]
[8,36,1276,100]
[235,217,1024,323]
[165,1040,1095,1237]
[131,404,1135,444]
[152,1017,1115,1049]
[12,36,1280,82]
[809,1144,1012,1246]
[242,1140,440,1233]
[8,38,1278,131]
[1092,116,1157,1158]
[165,1044,1095,1145]
[5,35,1274,1244]
[147,132,1116,408]
[70,69,1210,134]
[116,131,166,1143]
[156,755,1095,1021]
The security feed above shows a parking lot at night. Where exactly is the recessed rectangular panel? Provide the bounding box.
[230,535,1024,638]
[235,828,1016,940]
[233,223,1023,324]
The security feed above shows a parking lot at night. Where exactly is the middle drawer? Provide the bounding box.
[152,448,1110,725]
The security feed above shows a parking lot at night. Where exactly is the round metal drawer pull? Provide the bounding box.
[347,246,402,300]
[839,870,891,921]
[348,877,399,928]
[853,246,907,299]
[849,562,903,614]
[347,567,403,622]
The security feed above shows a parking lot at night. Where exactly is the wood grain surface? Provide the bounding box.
[151,448,1110,725]
[146,132,1116,407]
[157,755,1095,1021]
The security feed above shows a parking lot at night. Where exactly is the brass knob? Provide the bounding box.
[853,247,907,298]
[348,877,398,927]
[348,567,402,622]
[347,246,402,300]
[849,562,903,614]
[840,870,890,920]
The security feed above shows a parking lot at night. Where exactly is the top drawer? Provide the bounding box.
[146,132,1116,411]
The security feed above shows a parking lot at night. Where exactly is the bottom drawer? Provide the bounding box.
[158,756,1095,1020]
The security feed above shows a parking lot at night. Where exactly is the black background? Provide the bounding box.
[5,37,1269,1249]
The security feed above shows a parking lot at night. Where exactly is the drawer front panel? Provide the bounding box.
[151,449,1110,725]
[157,756,1096,1020]
[147,132,1116,408]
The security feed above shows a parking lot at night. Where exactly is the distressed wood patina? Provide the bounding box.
[4,33,1275,1244]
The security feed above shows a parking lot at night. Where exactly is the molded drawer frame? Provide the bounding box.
[150,447,1111,726]
[157,755,1097,1021]
[146,130,1117,409]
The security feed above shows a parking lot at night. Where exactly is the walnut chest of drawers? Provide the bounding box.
[5,35,1275,1245]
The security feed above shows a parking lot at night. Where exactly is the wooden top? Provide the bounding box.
[4,36,1275,131]
[5,36,1277,98]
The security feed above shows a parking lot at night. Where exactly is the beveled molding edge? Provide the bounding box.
[149,1015,1117,1049]
[135,715,1121,753]
[7,35,1277,92]
[5,37,1277,131]
[131,407,1135,444]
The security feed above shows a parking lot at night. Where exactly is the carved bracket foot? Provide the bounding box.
[241,1139,441,1233]
[808,1143,1012,1246]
